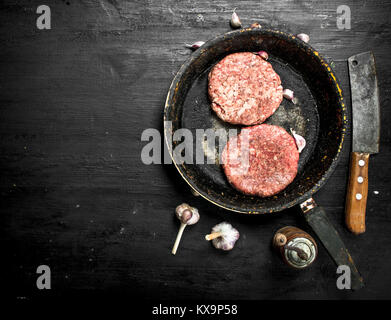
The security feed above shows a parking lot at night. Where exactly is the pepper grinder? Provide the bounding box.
[273,226,317,269]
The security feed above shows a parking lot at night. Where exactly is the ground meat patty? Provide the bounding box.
[221,124,299,197]
[208,52,283,125]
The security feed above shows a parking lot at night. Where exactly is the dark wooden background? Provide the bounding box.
[1,0,390,300]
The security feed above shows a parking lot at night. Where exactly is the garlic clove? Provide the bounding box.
[230,9,242,29]
[290,129,306,153]
[206,222,240,251]
[175,203,199,225]
[185,41,205,50]
[181,209,193,224]
[296,33,310,43]
[186,207,200,225]
[175,203,191,220]
[255,50,268,60]
[283,88,294,101]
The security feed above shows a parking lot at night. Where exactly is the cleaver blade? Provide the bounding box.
[348,51,380,154]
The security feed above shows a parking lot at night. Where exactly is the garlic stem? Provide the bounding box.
[205,231,223,241]
[172,223,187,255]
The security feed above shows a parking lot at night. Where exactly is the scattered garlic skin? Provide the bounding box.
[296,33,310,43]
[290,129,306,153]
[185,41,205,50]
[175,203,200,225]
[250,22,261,28]
[230,10,242,29]
[256,50,268,60]
[208,222,240,251]
[283,88,294,101]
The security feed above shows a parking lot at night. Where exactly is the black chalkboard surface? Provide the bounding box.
[1,0,390,301]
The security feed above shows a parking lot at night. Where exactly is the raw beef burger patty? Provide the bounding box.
[221,124,299,197]
[208,52,283,125]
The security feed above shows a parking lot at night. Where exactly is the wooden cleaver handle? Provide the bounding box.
[345,152,370,235]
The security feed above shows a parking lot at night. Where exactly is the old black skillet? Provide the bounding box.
[163,28,364,290]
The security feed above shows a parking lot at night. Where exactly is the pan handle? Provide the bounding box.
[300,198,364,290]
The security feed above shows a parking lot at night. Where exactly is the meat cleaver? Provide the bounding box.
[345,51,380,234]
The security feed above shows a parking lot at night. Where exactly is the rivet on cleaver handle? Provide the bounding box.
[346,51,380,234]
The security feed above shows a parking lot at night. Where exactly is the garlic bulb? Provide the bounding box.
[205,222,240,251]
[175,203,199,225]
[172,203,200,255]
